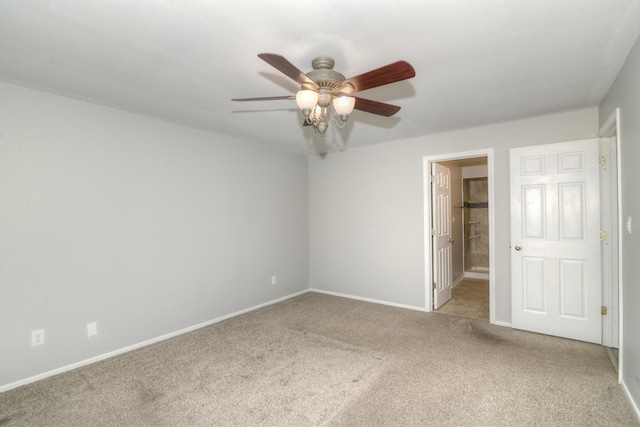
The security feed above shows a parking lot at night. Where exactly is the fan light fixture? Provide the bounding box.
[295,89,355,136]
[232,53,416,147]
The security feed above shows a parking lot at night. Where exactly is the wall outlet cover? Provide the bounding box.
[87,322,98,337]
[31,329,45,347]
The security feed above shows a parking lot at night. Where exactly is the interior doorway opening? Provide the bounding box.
[424,150,496,324]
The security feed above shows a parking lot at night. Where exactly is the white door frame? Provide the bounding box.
[600,108,622,380]
[424,149,496,323]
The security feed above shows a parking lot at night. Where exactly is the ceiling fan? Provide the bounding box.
[232,53,416,136]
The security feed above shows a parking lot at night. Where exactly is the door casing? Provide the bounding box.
[424,149,496,324]
[599,108,622,376]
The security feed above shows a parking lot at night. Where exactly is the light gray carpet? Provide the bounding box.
[0,292,637,426]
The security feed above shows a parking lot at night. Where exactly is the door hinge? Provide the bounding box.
[601,305,608,316]
[429,174,435,183]
[432,282,436,290]
[600,230,607,241]
[599,155,606,166]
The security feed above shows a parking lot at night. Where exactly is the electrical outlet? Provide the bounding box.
[87,322,98,338]
[31,329,45,347]
[271,275,277,285]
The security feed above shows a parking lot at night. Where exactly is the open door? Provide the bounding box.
[510,139,602,343]
[432,162,453,309]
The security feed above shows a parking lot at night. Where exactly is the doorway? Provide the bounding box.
[424,149,496,323]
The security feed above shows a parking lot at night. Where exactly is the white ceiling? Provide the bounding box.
[1,0,639,154]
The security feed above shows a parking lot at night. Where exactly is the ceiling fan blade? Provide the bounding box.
[353,97,401,117]
[231,95,294,102]
[258,53,317,88]
[340,61,415,93]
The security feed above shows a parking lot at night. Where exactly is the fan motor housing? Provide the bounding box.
[306,57,346,86]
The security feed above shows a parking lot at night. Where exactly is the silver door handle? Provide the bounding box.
[449,238,455,244]
[515,245,522,251]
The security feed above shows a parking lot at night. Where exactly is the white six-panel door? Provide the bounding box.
[510,139,601,343]
[432,163,452,309]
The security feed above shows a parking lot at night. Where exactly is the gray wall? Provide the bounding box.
[0,82,310,388]
[599,35,640,415]
[309,108,598,321]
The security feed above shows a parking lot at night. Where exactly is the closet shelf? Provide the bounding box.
[469,235,482,239]
[467,221,480,224]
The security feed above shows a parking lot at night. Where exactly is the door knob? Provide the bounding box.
[449,238,455,244]
[515,245,522,251]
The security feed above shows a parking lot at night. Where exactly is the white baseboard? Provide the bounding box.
[451,275,465,288]
[309,288,428,312]
[492,320,512,328]
[621,378,640,423]
[0,289,309,393]
[464,271,489,279]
